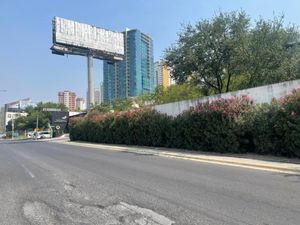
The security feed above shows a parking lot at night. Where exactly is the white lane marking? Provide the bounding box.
[12,156,35,178]
[20,163,35,178]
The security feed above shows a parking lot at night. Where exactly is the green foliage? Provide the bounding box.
[195,96,252,118]
[31,102,68,112]
[70,90,300,158]
[92,96,152,113]
[70,108,240,153]
[171,110,240,152]
[238,103,300,157]
[93,84,202,112]
[238,103,281,154]
[278,88,300,114]
[153,84,202,104]
[93,102,112,113]
[112,98,136,111]
[6,102,67,132]
[165,11,300,94]
[70,108,173,147]
[245,16,300,87]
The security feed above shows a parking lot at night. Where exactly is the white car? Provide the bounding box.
[36,131,51,139]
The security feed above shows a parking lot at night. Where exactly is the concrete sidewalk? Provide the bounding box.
[57,140,300,174]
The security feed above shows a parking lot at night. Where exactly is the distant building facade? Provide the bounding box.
[94,84,104,105]
[94,88,100,105]
[76,97,85,111]
[99,82,104,104]
[154,60,175,88]
[103,29,154,102]
[154,61,163,87]
[58,91,76,111]
[0,98,31,133]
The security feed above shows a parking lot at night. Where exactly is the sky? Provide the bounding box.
[1,0,300,106]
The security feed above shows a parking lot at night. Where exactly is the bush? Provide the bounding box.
[195,96,253,118]
[172,110,240,152]
[69,90,300,158]
[69,108,174,147]
[239,90,300,157]
[278,88,300,115]
[239,103,283,155]
[277,89,300,157]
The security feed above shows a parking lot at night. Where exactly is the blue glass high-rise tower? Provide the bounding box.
[103,29,154,102]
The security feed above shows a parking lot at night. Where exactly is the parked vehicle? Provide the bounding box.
[32,131,51,139]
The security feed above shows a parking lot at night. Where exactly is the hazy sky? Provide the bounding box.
[1,0,300,106]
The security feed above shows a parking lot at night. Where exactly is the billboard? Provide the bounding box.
[52,17,124,59]
[51,111,69,135]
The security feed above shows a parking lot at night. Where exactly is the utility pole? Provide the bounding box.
[34,115,39,140]
[36,115,39,130]
[11,117,14,140]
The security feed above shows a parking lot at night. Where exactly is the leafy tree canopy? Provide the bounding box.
[92,83,202,113]
[6,102,67,132]
[165,11,300,94]
[153,84,202,104]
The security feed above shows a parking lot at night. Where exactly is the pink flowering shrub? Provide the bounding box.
[277,88,300,115]
[69,91,300,157]
[194,96,253,118]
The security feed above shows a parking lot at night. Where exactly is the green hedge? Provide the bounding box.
[70,90,300,158]
[237,105,300,157]
[70,109,174,147]
[168,110,240,152]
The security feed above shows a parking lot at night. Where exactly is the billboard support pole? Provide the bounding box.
[87,54,94,109]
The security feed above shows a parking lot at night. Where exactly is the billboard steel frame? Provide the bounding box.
[51,17,124,109]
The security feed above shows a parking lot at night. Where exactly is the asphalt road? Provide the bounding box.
[0,140,300,225]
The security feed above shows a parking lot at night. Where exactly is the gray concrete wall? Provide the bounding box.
[153,79,300,117]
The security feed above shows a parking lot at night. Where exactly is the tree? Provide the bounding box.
[6,111,51,132]
[6,102,67,132]
[93,102,112,113]
[244,15,300,88]
[165,11,300,94]
[92,99,133,113]
[92,95,155,113]
[91,84,202,111]
[32,102,68,112]
[165,11,250,94]
[153,84,202,104]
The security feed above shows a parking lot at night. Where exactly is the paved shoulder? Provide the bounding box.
[61,140,300,174]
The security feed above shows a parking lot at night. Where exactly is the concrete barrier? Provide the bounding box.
[153,79,300,117]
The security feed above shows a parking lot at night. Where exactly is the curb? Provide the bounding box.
[156,152,300,174]
[57,141,300,174]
